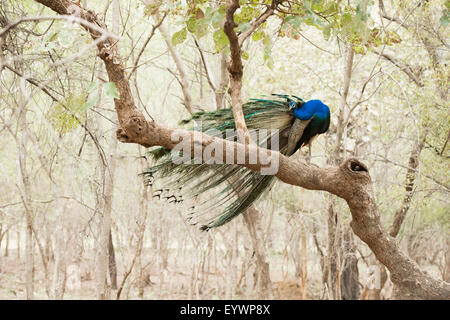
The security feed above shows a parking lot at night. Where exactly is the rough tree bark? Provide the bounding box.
[222,0,249,144]
[33,0,450,299]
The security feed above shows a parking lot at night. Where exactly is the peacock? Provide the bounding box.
[142,94,330,230]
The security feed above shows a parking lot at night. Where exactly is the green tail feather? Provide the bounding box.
[200,174,275,230]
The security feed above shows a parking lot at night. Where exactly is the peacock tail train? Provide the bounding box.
[142,94,329,230]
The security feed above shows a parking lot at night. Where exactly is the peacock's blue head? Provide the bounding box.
[293,99,330,120]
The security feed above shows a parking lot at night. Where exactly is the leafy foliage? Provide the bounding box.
[48,92,87,133]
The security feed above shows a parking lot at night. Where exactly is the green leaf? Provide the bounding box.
[242,51,249,60]
[58,29,73,47]
[213,29,229,52]
[211,5,226,28]
[251,30,264,41]
[186,16,198,33]
[49,93,87,133]
[322,2,338,15]
[203,7,215,24]
[87,80,98,93]
[103,82,120,99]
[341,13,353,26]
[286,15,302,28]
[322,24,331,41]
[440,13,449,26]
[235,6,259,24]
[263,34,273,68]
[48,32,58,42]
[81,94,99,111]
[171,28,187,46]
[237,22,251,33]
[190,16,208,39]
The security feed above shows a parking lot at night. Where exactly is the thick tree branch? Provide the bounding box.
[222,0,277,143]
[223,0,248,143]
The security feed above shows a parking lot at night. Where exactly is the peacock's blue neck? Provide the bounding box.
[293,99,330,121]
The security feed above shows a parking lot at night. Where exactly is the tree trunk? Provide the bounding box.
[340,230,360,300]
[93,72,119,300]
[108,231,117,290]
[17,104,34,300]
[361,257,388,300]
[242,207,273,299]
[95,1,119,297]
[325,201,340,299]
[50,153,75,299]
[325,44,359,300]
[216,52,229,109]
[52,194,66,299]
[389,134,427,237]
[294,217,308,299]
[5,230,9,257]
[443,239,450,282]
[16,231,20,260]
[95,102,118,300]
[137,152,149,299]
